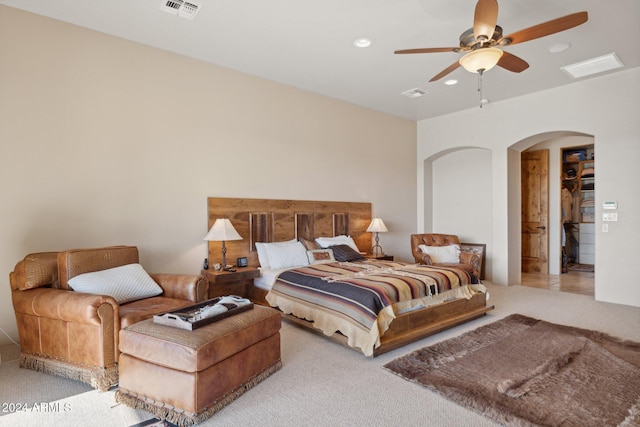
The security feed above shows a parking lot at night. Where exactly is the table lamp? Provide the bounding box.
[366,217,388,256]
[203,218,242,270]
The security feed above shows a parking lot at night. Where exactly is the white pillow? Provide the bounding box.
[307,249,335,264]
[418,244,461,264]
[255,239,296,269]
[315,235,359,252]
[67,263,163,304]
[266,241,309,270]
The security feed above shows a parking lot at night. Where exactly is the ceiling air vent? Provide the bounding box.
[401,88,427,99]
[160,0,201,20]
[561,53,624,79]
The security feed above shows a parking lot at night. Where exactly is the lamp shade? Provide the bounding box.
[459,47,503,73]
[366,218,388,233]
[203,218,242,241]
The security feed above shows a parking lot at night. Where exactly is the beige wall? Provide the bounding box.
[418,66,640,308]
[0,6,417,344]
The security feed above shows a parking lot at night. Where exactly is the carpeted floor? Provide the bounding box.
[1,283,639,426]
[384,314,640,426]
[0,343,93,411]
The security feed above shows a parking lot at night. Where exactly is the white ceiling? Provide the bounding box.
[2,0,639,121]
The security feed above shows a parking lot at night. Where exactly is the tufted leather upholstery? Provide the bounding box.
[410,234,479,277]
[9,246,208,390]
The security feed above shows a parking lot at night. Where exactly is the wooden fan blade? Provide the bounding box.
[503,11,588,46]
[394,47,459,54]
[497,51,529,73]
[474,0,499,42]
[429,61,462,82]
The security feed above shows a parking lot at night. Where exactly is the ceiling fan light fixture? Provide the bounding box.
[459,47,503,73]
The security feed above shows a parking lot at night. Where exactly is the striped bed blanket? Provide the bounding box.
[265,260,485,356]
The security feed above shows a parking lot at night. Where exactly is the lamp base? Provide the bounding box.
[371,231,384,256]
[371,245,384,257]
[221,241,228,270]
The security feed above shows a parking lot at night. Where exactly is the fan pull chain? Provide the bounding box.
[478,69,484,108]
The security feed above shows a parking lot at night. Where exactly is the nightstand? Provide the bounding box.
[201,267,260,299]
[365,254,394,261]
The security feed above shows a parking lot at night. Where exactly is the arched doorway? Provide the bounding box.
[510,131,595,295]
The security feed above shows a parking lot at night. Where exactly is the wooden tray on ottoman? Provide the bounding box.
[153,296,253,330]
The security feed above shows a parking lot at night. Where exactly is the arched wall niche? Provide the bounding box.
[423,146,493,279]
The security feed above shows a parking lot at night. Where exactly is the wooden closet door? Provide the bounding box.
[521,150,549,274]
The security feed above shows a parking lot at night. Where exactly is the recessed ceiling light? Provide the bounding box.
[480,98,489,105]
[353,38,371,48]
[549,42,571,53]
[444,79,458,86]
[561,52,624,79]
[401,88,426,98]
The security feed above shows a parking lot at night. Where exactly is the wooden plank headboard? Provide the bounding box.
[207,197,372,267]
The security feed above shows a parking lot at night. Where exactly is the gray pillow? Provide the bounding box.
[330,244,365,262]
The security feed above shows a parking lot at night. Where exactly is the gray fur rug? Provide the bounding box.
[384,314,640,426]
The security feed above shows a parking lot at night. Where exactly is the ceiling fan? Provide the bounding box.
[395,0,588,82]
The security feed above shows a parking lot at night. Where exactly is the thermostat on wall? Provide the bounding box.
[603,201,618,209]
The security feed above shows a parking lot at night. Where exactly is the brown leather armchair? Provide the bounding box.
[9,246,208,390]
[410,234,480,279]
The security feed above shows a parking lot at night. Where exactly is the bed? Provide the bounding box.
[207,197,494,357]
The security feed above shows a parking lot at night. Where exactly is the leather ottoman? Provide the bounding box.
[115,305,281,427]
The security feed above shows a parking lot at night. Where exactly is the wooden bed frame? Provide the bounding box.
[207,197,494,357]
